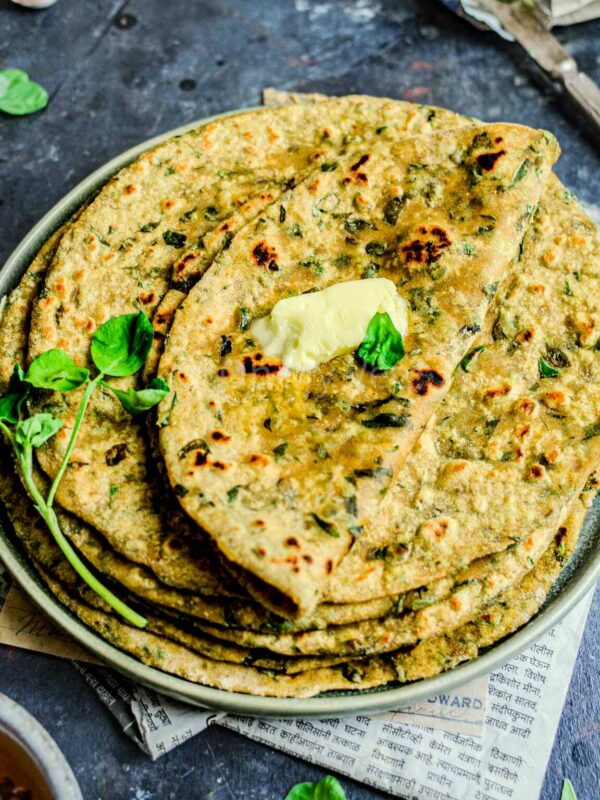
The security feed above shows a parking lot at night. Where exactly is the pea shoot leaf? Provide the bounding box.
[0,69,48,116]
[15,413,61,449]
[104,377,169,415]
[285,776,346,800]
[0,365,30,423]
[26,349,90,391]
[91,312,154,377]
[357,311,405,371]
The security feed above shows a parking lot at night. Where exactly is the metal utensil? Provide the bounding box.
[479,0,600,135]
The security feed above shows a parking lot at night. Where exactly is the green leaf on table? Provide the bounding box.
[91,312,154,377]
[26,349,90,391]
[285,776,346,800]
[0,365,31,423]
[356,311,405,372]
[561,779,578,800]
[0,69,48,116]
[104,377,169,415]
[15,413,61,449]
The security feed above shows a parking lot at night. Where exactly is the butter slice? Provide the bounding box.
[250,278,408,372]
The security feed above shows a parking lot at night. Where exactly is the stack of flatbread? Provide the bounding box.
[1,95,598,698]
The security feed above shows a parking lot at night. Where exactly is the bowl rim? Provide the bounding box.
[1,106,599,717]
[0,691,82,799]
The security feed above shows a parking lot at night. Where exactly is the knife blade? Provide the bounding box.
[479,0,600,136]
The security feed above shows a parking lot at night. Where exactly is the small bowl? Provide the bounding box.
[0,692,81,800]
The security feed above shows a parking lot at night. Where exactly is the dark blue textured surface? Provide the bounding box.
[0,1,598,798]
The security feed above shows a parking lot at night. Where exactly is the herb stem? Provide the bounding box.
[17,444,147,629]
[0,420,15,448]
[46,372,103,508]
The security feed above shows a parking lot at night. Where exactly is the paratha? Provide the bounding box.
[159,123,558,617]
[0,96,596,699]
[25,97,469,612]
[19,482,592,697]
[4,169,597,639]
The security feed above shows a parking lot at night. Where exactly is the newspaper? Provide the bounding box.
[0,565,594,798]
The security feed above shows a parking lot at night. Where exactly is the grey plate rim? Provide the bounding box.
[1,106,599,718]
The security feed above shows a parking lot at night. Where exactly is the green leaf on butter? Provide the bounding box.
[0,69,48,116]
[357,312,405,372]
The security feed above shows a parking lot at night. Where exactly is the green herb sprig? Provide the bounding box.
[0,69,48,116]
[357,312,405,372]
[284,775,346,800]
[0,313,169,628]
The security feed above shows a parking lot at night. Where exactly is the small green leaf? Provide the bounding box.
[311,513,339,538]
[463,243,476,256]
[273,442,288,460]
[314,776,346,800]
[460,345,486,373]
[91,313,154,377]
[564,281,573,297]
[361,413,409,429]
[583,422,600,441]
[284,782,315,800]
[383,196,404,225]
[483,281,498,299]
[285,776,347,800]
[15,413,61,449]
[163,229,187,248]
[357,312,405,372]
[561,779,578,800]
[140,220,160,233]
[0,365,30,423]
[511,159,530,186]
[227,485,242,503]
[539,357,560,379]
[344,218,377,234]
[26,349,90,391]
[0,69,48,116]
[105,377,169,415]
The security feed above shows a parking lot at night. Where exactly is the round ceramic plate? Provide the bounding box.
[1,109,599,717]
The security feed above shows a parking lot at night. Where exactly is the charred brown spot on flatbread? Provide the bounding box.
[476,150,506,171]
[105,443,128,466]
[400,225,451,265]
[412,369,445,396]
[252,241,279,271]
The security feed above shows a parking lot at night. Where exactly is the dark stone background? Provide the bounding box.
[0,1,599,797]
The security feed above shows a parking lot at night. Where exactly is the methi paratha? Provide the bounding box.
[159,123,558,617]
[324,173,600,603]
[22,482,593,697]
[0,96,597,699]
[25,98,467,607]
[2,142,593,636]
[5,168,597,639]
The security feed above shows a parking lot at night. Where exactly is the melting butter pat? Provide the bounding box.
[250,278,408,372]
